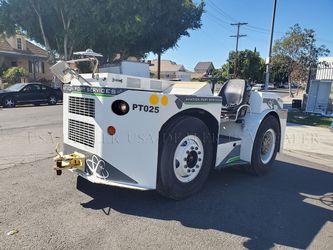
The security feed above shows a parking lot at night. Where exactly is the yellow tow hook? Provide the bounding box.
[54,144,86,175]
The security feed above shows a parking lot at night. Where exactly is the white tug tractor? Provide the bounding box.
[51,51,287,200]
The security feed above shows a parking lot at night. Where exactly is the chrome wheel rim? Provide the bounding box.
[49,96,57,104]
[173,135,204,183]
[260,128,276,164]
[5,98,14,107]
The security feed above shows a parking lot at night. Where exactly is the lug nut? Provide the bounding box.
[184,158,187,161]
[192,169,195,172]
[196,165,199,168]
[198,158,202,162]
[184,165,188,168]
[195,147,198,150]
[191,146,194,150]
[198,151,201,155]
[187,169,191,173]
[186,150,189,154]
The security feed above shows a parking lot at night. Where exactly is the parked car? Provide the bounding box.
[252,83,265,91]
[291,82,299,88]
[268,83,275,89]
[282,82,298,89]
[283,82,289,89]
[0,83,62,108]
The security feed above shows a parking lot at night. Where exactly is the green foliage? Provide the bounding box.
[287,110,332,128]
[272,24,330,84]
[3,67,27,83]
[0,0,204,61]
[219,49,265,83]
[91,0,204,59]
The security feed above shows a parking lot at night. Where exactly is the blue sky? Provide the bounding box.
[147,0,333,71]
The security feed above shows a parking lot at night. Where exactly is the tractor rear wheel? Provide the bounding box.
[249,115,280,175]
[157,116,214,200]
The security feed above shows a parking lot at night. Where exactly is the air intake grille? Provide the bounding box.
[69,96,95,117]
[68,119,95,147]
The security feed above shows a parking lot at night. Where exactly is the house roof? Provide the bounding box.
[0,39,13,52]
[149,60,186,72]
[194,61,214,73]
[191,72,205,79]
[26,40,48,58]
[0,37,48,59]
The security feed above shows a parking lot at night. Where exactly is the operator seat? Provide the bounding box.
[218,79,251,120]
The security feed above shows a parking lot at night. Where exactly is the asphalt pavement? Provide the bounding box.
[0,105,332,249]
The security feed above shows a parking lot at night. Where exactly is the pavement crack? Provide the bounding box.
[0,156,54,171]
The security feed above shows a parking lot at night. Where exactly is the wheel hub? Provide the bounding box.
[260,129,276,164]
[173,135,204,183]
[186,151,198,168]
[6,99,14,106]
[50,97,56,103]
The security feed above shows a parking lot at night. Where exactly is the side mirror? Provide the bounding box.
[50,61,76,84]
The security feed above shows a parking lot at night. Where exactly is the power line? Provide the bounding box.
[206,13,234,32]
[207,0,237,22]
[207,1,333,45]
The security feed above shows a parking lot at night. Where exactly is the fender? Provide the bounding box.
[240,109,283,163]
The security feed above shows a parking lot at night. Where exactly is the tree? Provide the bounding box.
[0,0,97,61]
[3,66,27,83]
[272,24,330,96]
[0,0,204,64]
[219,49,265,83]
[92,0,204,77]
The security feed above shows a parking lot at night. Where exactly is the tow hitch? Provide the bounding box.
[54,144,85,175]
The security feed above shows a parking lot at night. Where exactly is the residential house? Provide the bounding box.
[192,61,215,79]
[149,59,192,81]
[0,34,53,82]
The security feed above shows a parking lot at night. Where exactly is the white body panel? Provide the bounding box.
[63,73,221,189]
[60,71,286,190]
[100,61,150,78]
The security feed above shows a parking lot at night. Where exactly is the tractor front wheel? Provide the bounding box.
[157,116,214,200]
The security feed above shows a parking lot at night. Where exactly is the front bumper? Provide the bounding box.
[54,148,149,191]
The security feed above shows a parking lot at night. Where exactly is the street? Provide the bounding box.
[1,105,333,249]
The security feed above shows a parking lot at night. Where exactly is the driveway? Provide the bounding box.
[0,105,332,249]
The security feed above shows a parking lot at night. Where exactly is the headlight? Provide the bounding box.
[111,100,129,116]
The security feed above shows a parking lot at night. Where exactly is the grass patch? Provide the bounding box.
[287,110,333,127]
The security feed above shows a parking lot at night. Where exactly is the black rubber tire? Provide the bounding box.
[249,115,280,175]
[157,116,214,200]
[48,95,57,105]
[3,96,16,108]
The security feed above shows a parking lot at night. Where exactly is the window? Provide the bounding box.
[32,84,41,91]
[28,60,33,73]
[17,38,22,50]
[11,61,17,67]
[28,61,45,75]
[22,85,32,92]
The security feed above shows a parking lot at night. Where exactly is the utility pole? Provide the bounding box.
[265,0,277,90]
[230,22,247,78]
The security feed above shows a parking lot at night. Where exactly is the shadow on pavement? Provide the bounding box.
[78,158,333,249]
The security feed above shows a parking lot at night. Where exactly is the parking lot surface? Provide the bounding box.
[0,105,332,249]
